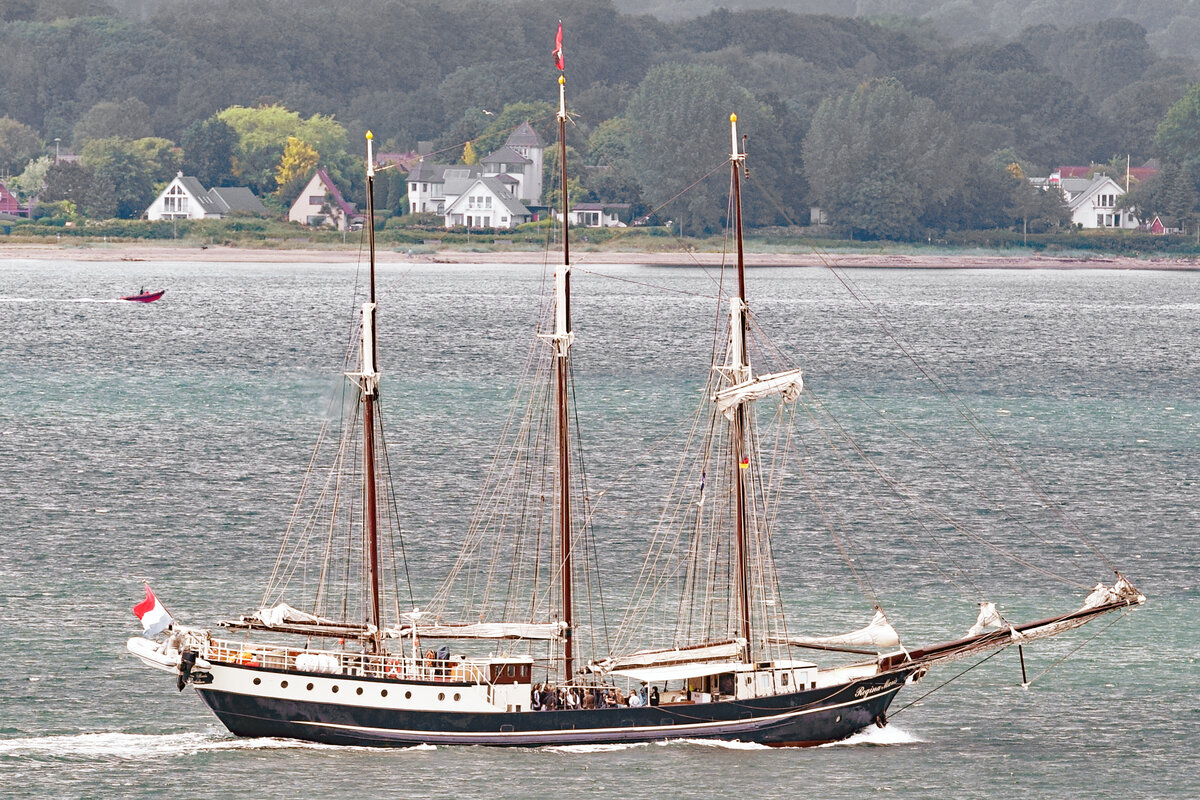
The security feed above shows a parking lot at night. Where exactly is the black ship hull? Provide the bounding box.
[195,667,915,748]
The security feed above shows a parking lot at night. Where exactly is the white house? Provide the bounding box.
[287,169,359,231]
[500,122,545,205]
[442,176,532,229]
[564,202,629,228]
[1042,173,1139,230]
[407,162,473,215]
[407,120,547,225]
[145,173,267,220]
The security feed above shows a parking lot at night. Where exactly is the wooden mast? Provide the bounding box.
[554,69,575,682]
[729,113,752,661]
[362,131,382,652]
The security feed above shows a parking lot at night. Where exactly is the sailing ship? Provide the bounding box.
[127,43,1144,748]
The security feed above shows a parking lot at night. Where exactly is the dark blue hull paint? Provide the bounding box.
[195,669,915,747]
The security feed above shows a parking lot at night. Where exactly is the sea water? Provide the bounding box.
[0,257,1196,799]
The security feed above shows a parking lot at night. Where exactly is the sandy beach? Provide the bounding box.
[1,241,1198,269]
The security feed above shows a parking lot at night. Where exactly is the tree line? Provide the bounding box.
[1,0,1199,240]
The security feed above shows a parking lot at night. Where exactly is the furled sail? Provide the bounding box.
[217,603,377,638]
[713,368,804,420]
[387,621,568,641]
[769,610,900,649]
[967,602,1004,636]
[588,639,746,674]
[878,577,1145,671]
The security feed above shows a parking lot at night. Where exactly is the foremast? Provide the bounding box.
[726,114,752,663]
[553,69,576,681]
[356,131,382,652]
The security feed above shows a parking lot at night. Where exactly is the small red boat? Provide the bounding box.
[120,289,165,303]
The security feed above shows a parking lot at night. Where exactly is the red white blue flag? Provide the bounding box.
[553,22,564,70]
[133,583,173,638]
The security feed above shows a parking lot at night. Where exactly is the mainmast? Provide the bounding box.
[553,66,575,682]
[360,131,382,651]
[728,113,752,661]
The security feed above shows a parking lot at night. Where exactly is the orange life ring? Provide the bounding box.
[386,657,402,678]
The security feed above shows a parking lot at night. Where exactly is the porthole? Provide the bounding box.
[454,693,461,701]
[781,674,789,686]
[281,680,289,689]
[381,689,389,698]
[438,692,445,701]
[405,691,412,699]
[332,685,339,693]
[306,683,314,691]
[356,687,364,696]
[253,677,261,686]
[835,715,841,723]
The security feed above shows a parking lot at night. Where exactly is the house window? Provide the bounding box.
[1114,213,1121,227]
[484,196,492,208]
[1106,214,1113,226]
[309,195,324,205]
[410,183,417,191]
[1097,214,1104,227]
[422,183,428,192]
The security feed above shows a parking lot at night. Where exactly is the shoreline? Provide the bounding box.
[1,241,1198,270]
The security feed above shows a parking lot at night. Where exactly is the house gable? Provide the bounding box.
[146,173,227,220]
[442,176,531,229]
[287,169,358,230]
[0,179,28,216]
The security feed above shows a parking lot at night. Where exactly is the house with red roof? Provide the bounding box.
[287,168,361,231]
[0,179,29,217]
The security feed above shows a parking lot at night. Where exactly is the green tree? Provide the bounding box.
[72,98,154,148]
[1153,82,1200,232]
[80,137,165,218]
[12,155,53,199]
[217,104,303,193]
[216,105,353,196]
[41,161,94,206]
[624,63,796,234]
[803,78,960,240]
[181,117,237,187]
[0,116,43,175]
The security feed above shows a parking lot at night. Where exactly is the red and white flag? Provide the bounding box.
[133,583,173,637]
[553,21,564,70]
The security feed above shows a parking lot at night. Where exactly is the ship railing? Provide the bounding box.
[201,637,488,684]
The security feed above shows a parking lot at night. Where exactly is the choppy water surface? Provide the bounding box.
[0,257,1196,799]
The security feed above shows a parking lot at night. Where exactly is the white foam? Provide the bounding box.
[545,742,650,754]
[0,298,122,303]
[666,738,770,750]
[0,731,402,759]
[819,724,922,747]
